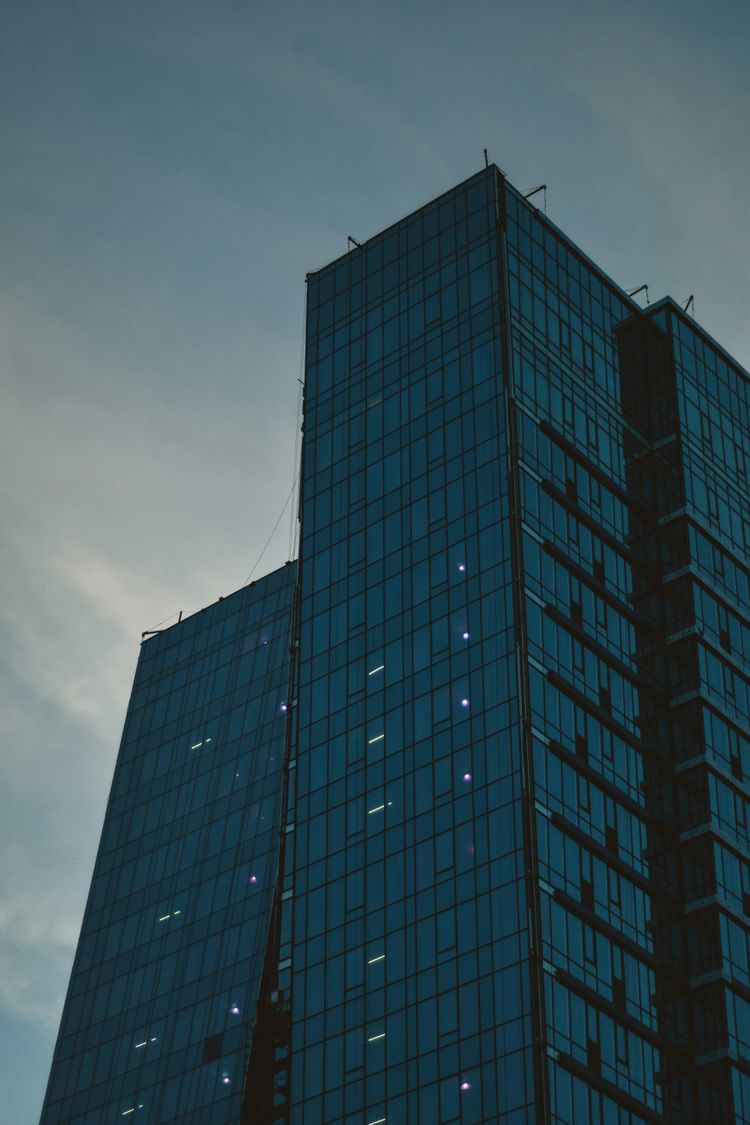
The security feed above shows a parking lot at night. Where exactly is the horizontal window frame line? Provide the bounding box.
[545,738,665,831]
[674,752,750,805]
[683,893,750,931]
[542,538,658,637]
[690,646,750,728]
[678,822,750,870]
[513,384,642,463]
[538,419,652,520]
[511,337,634,443]
[550,887,674,978]
[692,1044,750,1076]
[678,514,750,591]
[543,602,657,697]
[552,1049,664,1123]
[553,968,687,1061]
[689,968,750,1013]
[671,689,750,750]
[687,571,750,640]
[540,480,656,577]
[545,671,645,753]
[548,812,677,908]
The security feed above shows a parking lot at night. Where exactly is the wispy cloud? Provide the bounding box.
[0,886,79,1032]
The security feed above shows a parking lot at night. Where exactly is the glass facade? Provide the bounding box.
[288,171,529,1124]
[42,167,750,1124]
[40,563,296,1124]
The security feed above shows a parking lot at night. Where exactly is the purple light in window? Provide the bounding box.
[462,631,470,640]
[250,875,258,884]
[463,772,472,782]
[461,698,469,708]
[460,1081,471,1091]
[230,1005,240,1015]
[458,564,466,573]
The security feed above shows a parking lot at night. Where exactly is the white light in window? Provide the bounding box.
[367,1031,386,1042]
[230,1005,240,1015]
[134,1040,146,1049]
[158,914,171,922]
[222,1075,231,1085]
[367,733,384,744]
[250,875,258,884]
[173,910,181,916]
[458,564,466,572]
[206,738,212,744]
[460,1081,471,1091]
[367,1118,387,1125]
[461,698,469,708]
[280,703,288,713]
[191,742,203,750]
[463,772,472,782]
[150,1038,156,1043]
[368,804,385,815]
[368,664,385,676]
[462,632,470,640]
[121,1111,135,1118]
[367,953,385,964]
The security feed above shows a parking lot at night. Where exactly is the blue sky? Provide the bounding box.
[1,1,748,1120]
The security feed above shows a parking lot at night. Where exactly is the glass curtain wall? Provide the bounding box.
[288,169,532,1124]
[41,563,296,1125]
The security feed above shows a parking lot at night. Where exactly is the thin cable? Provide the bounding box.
[142,608,183,633]
[288,286,307,562]
[243,471,300,587]
[287,376,303,561]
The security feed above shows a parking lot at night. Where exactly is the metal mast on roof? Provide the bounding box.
[524,184,547,213]
[627,284,650,305]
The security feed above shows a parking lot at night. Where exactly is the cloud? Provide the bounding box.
[561,7,750,361]
[0,885,79,1032]
[0,227,299,1081]
[0,656,103,1050]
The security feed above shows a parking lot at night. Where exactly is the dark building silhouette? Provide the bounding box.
[42,168,750,1124]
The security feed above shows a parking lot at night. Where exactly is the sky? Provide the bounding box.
[1,0,748,1119]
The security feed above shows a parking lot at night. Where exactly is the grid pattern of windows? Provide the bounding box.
[41,167,750,1125]
[668,310,750,1123]
[41,564,295,1125]
[503,183,678,1123]
[286,170,534,1124]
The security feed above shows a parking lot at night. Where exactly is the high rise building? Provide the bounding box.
[41,565,297,1124]
[42,167,750,1125]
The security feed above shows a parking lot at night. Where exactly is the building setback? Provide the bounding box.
[42,167,750,1124]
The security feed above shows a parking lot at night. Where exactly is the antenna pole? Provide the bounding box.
[523,184,547,213]
[627,284,650,305]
